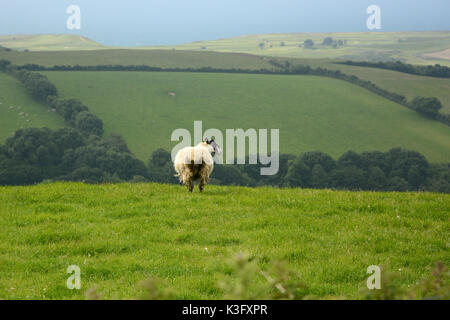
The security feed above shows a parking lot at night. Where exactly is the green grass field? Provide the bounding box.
[2,32,449,66]
[42,71,450,163]
[0,49,271,70]
[0,182,448,299]
[324,62,450,115]
[273,58,450,115]
[0,73,64,143]
[1,38,448,116]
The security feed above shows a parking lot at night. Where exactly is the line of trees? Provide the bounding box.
[322,37,346,48]
[0,129,448,193]
[336,60,450,78]
[0,127,147,185]
[147,148,449,193]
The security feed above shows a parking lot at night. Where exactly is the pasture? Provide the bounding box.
[0,182,448,299]
[2,32,449,66]
[0,49,271,70]
[0,73,64,143]
[2,34,449,116]
[152,31,450,66]
[0,34,104,51]
[42,71,450,163]
[324,62,450,115]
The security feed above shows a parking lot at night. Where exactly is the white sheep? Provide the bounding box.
[174,138,221,192]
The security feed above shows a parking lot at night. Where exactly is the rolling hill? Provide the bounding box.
[0,34,104,51]
[0,49,271,70]
[42,71,450,162]
[1,37,448,116]
[322,62,450,115]
[0,182,448,299]
[2,31,449,66]
[147,31,450,66]
[274,58,450,116]
[0,73,64,143]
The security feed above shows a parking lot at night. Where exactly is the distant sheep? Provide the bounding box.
[174,138,221,192]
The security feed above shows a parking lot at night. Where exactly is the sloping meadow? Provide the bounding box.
[0,183,448,299]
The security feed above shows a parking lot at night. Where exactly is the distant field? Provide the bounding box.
[2,32,449,66]
[323,62,450,115]
[0,49,271,70]
[152,31,450,66]
[1,41,448,115]
[0,73,64,143]
[424,49,450,60]
[0,34,104,51]
[43,71,450,163]
[269,57,450,115]
[0,182,448,299]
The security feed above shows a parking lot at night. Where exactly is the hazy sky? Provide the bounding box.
[1,0,449,46]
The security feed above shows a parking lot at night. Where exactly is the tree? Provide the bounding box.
[303,39,314,49]
[0,59,11,71]
[410,97,442,118]
[360,151,389,172]
[264,153,296,186]
[331,166,366,190]
[322,37,333,46]
[300,151,336,172]
[386,177,410,191]
[68,167,105,183]
[94,133,131,153]
[407,165,425,189]
[338,151,362,168]
[54,98,89,125]
[366,166,386,190]
[75,111,104,136]
[147,148,177,184]
[212,165,252,186]
[284,158,311,187]
[310,164,329,188]
[387,148,429,181]
[148,148,172,168]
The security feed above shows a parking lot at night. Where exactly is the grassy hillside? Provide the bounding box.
[2,32,449,66]
[0,73,64,143]
[0,34,104,51]
[267,57,450,115]
[152,31,450,66]
[0,49,271,70]
[324,62,450,115]
[0,182,448,299]
[43,71,450,163]
[276,58,450,115]
[0,45,447,116]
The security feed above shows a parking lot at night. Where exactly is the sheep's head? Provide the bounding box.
[204,138,222,156]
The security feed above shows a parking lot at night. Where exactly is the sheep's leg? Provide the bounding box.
[199,179,205,193]
[187,177,194,192]
[198,166,210,193]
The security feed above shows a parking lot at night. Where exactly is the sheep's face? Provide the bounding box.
[204,138,222,156]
